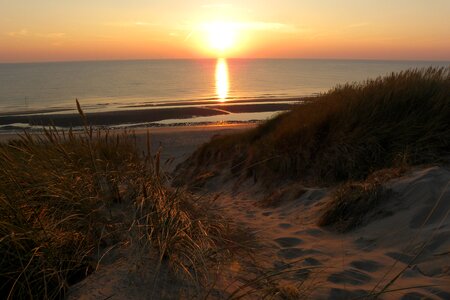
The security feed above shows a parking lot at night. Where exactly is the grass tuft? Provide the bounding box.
[317,179,393,232]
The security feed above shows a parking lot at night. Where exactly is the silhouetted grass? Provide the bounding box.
[178,67,449,186]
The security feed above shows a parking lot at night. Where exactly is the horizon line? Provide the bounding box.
[1,57,450,65]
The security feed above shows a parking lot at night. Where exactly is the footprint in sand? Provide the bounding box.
[354,236,377,251]
[350,259,383,272]
[274,237,303,248]
[328,288,368,300]
[278,223,292,229]
[294,228,324,237]
[277,248,321,260]
[303,257,322,266]
[327,269,372,285]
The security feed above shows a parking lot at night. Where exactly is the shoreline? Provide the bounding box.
[0,96,308,117]
[0,97,302,130]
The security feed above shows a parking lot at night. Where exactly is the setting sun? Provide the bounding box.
[204,22,237,53]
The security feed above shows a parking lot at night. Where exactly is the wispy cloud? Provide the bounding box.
[8,29,29,37]
[36,32,66,38]
[8,29,65,38]
[7,29,66,44]
[196,21,303,33]
[103,21,158,28]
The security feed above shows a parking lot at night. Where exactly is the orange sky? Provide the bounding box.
[1,0,449,62]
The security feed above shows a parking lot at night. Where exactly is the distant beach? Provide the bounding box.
[0,97,302,131]
[0,59,448,131]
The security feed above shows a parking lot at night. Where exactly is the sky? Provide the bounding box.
[1,0,449,62]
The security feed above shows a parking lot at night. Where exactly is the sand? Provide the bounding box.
[209,166,450,299]
[0,98,301,127]
[7,125,447,299]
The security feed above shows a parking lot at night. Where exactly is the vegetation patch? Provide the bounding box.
[0,127,139,299]
[318,180,393,232]
[177,67,450,186]
[0,107,247,299]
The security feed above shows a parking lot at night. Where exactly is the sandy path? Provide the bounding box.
[210,167,450,299]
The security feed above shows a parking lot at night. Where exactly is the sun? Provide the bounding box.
[205,21,237,52]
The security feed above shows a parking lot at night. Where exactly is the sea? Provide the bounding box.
[0,59,448,127]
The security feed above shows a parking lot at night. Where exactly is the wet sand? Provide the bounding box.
[0,98,305,128]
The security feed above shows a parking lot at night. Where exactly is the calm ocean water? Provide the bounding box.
[0,59,448,115]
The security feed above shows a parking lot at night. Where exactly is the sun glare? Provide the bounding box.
[205,22,237,53]
[215,58,229,101]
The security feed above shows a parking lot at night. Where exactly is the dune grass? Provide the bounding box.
[318,178,391,232]
[178,67,449,186]
[0,107,244,299]
[318,167,406,232]
[0,126,140,299]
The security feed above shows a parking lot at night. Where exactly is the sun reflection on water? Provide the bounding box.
[215,58,229,102]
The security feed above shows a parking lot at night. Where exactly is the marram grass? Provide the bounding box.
[178,67,450,185]
[0,110,243,299]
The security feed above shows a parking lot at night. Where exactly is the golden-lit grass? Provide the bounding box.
[0,126,139,298]
[0,106,245,299]
[178,67,450,186]
[135,165,247,287]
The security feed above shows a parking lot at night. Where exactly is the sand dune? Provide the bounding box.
[67,124,449,299]
[207,166,450,299]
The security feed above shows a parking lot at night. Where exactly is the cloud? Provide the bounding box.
[198,21,304,33]
[8,29,29,37]
[37,32,66,39]
[104,21,157,28]
[6,29,66,46]
[7,29,66,39]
